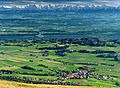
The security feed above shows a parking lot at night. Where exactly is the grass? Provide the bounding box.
[0,80,109,88]
[0,41,120,87]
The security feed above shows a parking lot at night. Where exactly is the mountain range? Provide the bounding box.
[0,0,119,11]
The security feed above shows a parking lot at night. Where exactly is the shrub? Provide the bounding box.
[115,81,120,87]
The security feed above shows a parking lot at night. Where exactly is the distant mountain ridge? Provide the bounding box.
[0,0,120,11]
[0,3,120,11]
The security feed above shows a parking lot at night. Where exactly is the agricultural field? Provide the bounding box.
[1,10,120,40]
[0,38,120,87]
[1,0,120,88]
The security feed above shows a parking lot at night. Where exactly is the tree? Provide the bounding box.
[115,81,120,87]
[114,53,120,61]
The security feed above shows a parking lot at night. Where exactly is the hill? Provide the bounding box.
[0,80,107,88]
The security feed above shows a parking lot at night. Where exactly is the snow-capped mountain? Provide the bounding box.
[0,0,120,11]
[0,3,120,11]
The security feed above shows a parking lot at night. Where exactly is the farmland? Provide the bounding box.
[1,10,120,40]
[0,38,120,87]
[1,0,120,88]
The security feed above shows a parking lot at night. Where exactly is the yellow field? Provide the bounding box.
[0,80,109,88]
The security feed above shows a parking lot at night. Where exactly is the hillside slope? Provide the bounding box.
[0,80,108,88]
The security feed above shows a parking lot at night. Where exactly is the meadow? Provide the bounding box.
[0,38,120,87]
[0,80,106,88]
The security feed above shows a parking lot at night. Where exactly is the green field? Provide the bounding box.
[0,39,120,87]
